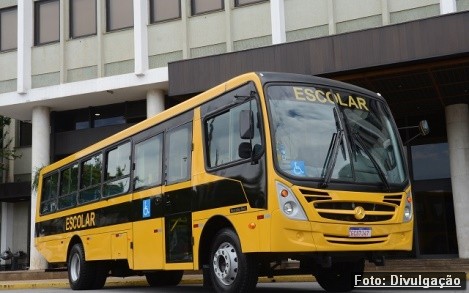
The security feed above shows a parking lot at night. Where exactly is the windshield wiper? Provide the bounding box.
[320,108,344,188]
[320,130,343,188]
[352,132,390,191]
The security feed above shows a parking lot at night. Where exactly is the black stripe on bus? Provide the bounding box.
[36,179,247,237]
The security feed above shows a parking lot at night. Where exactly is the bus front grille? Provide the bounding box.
[313,201,396,223]
[298,189,332,202]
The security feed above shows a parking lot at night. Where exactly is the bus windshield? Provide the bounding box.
[267,84,407,188]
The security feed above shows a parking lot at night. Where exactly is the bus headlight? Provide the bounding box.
[403,191,413,222]
[276,181,307,221]
[283,201,295,215]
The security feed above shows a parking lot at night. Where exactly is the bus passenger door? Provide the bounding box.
[132,189,165,270]
[162,122,194,265]
[132,133,165,270]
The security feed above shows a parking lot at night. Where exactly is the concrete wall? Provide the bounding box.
[0,0,17,9]
[0,0,458,92]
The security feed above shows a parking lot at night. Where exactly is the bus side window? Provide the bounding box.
[40,172,59,214]
[79,154,103,204]
[166,123,192,185]
[103,142,131,197]
[134,134,163,190]
[58,164,78,210]
[205,99,261,168]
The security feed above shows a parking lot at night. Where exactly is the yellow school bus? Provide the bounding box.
[35,72,413,292]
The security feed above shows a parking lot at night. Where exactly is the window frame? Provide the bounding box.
[17,120,32,147]
[133,133,164,191]
[69,0,97,39]
[103,140,131,198]
[105,0,134,32]
[191,0,224,16]
[149,0,181,23]
[78,152,103,205]
[34,0,60,46]
[0,6,18,52]
[234,0,268,7]
[58,163,79,210]
[202,82,263,171]
[165,122,193,185]
[203,98,261,170]
[40,172,59,215]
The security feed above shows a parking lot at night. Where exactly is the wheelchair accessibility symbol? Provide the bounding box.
[290,160,305,176]
[142,199,151,218]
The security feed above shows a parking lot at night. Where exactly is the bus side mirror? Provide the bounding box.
[419,120,430,136]
[239,110,254,139]
[238,142,252,159]
[238,143,264,163]
[400,120,430,145]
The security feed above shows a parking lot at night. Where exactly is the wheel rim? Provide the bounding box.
[212,241,238,286]
[70,253,81,282]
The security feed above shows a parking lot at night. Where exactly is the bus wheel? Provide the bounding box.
[68,243,96,290]
[314,259,364,292]
[145,270,184,287]
[209,228,258,293]
[92,261,109,289]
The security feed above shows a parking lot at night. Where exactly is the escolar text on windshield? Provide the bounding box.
[292,87,369,111]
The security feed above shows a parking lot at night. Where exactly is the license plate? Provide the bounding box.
[349,227,371,238]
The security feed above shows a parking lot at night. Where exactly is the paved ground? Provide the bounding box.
[1,258,468,290]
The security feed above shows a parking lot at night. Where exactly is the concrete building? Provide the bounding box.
[0,0,467,270]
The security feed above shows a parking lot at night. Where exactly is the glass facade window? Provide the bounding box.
[414,191,458,255]
[35,0,60,45]
[18,121,32,147]
[70,0,97,38]
[106,0,133,31]
[411,143,451,180]
[53,101,146,132]
[149,0,181,23]
[191,0,223,15]
[235,0,267,7]
[0,7,17,51]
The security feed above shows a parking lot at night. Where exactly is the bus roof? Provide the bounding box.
[41,72,384,175]
[256,72,383,102]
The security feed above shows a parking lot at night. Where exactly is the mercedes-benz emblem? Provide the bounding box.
[354,206,366,220]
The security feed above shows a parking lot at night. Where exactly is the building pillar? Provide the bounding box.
[29,106,50,270]
[327,0,337,35]
[445,103,469,258]
[134,0,149,75]
[440,0,457,14]
[224,0,233,52]
[270,0,286,44]
[17,0,33,93]
[0,202,14,266]
[146,89,165,118]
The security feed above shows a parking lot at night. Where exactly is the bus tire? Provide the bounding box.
[68,243,96,290]
[91,261,109,289]
[209,228,258,293]
[314,259,365,292]
[145,270,184,287]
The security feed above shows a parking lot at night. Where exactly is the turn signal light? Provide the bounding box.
[280,189,289,197]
